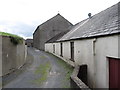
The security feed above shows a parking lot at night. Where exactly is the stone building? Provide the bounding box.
[45,2,120,88]
[25,39,33,47]
[33,13,73,50]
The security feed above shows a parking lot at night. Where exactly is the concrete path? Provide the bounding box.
[3,47,73,88]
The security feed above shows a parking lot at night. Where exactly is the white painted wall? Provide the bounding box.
[45,35,119,88]
[45,43,53,53]
[63,41,71,60]
[45,42,71,60]
[55,43,61,56]
[94,35,118,88]
[118,35,120,58]
[74,39,95,88]
[74,35,119,88]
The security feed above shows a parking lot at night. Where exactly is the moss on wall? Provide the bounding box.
[0,32,23,45]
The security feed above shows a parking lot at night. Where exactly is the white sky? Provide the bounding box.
[0,0,119,39]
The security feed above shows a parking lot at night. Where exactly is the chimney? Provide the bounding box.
[88,13,92,18]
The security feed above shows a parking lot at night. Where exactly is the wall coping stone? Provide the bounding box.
[71,65,91,89]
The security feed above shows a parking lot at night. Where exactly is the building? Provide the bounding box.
[45,2,120,88]
[33,13,73,50]
[25,39,33,47]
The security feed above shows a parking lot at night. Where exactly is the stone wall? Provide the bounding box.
[70,65,90,89]
[33,29,40,49]
[0,36,2,76]
[1,36,27,76]
[33,14,73,50]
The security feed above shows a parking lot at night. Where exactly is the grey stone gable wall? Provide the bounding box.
[33,14,73,35]
[33,14,73,50]
[33,29,40,49]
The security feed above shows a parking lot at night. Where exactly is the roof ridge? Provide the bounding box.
[57,2,119,41]
[33,13,73,35]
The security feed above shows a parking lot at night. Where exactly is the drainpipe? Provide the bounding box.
[93,38,97,88]
[93,38,97,56]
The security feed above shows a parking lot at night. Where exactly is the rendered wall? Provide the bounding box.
[55,43,60,56]
[2,36,27,76]
[45,43,53,53]
[16,41,26,69]
[74,39,94,88]
[45,43,62,56]
[74,35,118,88]
[0,36,2,76]
[63,41,71,60]
[93,35,118,88]
[45,35,119,88]
[118,35,120,58]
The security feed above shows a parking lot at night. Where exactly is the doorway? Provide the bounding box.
[77,65,88,85]
[109,57,120,88]
[70,42,74,61]
[53,44,55,53]
[60,43,63,57]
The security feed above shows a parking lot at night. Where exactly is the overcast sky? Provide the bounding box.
[0,0,119,39]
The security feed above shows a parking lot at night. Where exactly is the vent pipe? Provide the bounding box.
[88,13,92,18]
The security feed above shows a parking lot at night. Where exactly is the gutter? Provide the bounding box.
[54,31,120,43]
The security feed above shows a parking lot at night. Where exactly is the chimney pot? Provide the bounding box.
[88,13,92,18]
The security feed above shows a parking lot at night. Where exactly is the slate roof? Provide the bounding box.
[57,2,120,41]
[26,39,33,43]
[45,30,70,43]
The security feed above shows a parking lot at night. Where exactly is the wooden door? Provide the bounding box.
[109,57,120,89]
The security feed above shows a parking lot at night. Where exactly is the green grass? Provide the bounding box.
[56,58,73,88]
[0,32,22,38]
[57,58,73,73]
[0,82,2,87]
[40,55,46,59]
[33,61,51,84]
[46,52,73,87]
[0,32,23,45]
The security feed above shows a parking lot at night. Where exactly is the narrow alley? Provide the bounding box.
[3,47,73,88]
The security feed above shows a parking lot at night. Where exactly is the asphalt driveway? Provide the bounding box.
[3,47,73,88]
